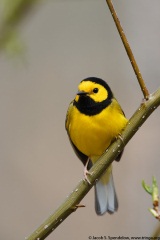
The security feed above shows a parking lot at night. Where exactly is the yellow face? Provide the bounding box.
[75,80,108,103]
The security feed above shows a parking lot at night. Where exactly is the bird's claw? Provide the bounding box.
[83,169,92,184]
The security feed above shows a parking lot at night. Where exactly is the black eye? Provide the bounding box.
[93,88,99,93]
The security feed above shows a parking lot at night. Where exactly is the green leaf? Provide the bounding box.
[149,208,159,218]
[142,180,152,195]
[152,176,159,204]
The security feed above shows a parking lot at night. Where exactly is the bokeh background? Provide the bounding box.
[0,0,160,239]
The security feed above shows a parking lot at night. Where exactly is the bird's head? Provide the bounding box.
[74,77,113,116]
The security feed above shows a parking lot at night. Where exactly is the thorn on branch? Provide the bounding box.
[71,204,86,211]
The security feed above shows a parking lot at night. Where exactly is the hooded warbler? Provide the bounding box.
[65,77,128,215]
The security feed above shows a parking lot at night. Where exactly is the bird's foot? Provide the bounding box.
[83,167,92,185]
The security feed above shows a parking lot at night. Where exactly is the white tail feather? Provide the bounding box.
[94,173,118,215]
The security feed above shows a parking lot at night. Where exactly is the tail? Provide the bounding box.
[94,172,118,215]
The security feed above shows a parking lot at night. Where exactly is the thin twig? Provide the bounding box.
[26,88,160,240]
[106,0,150,100]
[142,177,160,220]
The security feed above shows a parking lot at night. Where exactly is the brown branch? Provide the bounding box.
[106,0,150,100]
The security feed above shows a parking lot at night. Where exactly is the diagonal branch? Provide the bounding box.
[106,0,150,100]
[26,89,160,240]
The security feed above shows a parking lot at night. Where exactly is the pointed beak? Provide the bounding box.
[77,91,88,96]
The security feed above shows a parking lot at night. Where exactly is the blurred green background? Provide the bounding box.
[0,0,160,239]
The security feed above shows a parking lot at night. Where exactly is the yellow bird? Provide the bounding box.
[65,77,128,215]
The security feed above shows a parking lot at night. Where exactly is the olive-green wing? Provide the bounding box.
[65,100,74,131]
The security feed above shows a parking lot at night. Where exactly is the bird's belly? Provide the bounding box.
[73,125,110,157]
[69,109,114,157]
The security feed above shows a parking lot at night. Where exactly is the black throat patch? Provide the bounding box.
[74,95,112,116]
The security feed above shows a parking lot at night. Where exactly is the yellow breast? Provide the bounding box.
[67,99,128,158]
